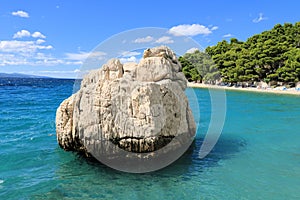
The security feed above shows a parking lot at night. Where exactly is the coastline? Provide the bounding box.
[187,82,300,96]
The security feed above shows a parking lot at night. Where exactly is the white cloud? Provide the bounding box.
[253,13,267,23]
[11,10,29,18]
[0,40,96,67]
[133,36,154,43]
[36,39,46,44]
[13,30,31,38]
[74,69,80,73]
[32,32,46,39]
[0,52,65,66]
[13,30,47,39]
[155,36,174,44]
[0,53,23,66]
[16,69,83,78]
[223,34,233,38]
[186,47,200,54]
[169,24,212,36]
[65,52,87,61]
[119,51,141,64]
[0,40,52,53]
[0,51,82,67]
[211,26,218,31]
[65,51,106,61]
[35,59,64,65]
[120,51,141,57]
[205,38,211,43]
[0,39,58,66]
[120,56,138,63]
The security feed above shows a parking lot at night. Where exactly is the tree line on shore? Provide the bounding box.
[179,22,300,87]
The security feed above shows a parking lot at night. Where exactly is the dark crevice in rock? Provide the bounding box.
[110,135,175,153]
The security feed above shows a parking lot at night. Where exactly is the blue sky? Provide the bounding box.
[1,0,300,78]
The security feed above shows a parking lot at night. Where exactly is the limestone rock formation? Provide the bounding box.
[56,46,196,159]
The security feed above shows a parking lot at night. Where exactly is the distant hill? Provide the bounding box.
[0,73,52,79]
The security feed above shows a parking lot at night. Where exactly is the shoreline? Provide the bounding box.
[187,82,300,96]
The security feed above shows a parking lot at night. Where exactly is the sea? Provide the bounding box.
[0,78,300,200]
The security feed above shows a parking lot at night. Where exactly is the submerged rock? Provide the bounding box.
[56,46,196,160]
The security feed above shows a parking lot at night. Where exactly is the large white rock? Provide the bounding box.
[56,46,196,158]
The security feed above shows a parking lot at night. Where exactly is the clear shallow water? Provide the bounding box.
[0,78,300,200]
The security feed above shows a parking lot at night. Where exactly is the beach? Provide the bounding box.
[187,82,300,96]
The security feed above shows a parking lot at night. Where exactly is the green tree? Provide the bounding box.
[179,50,220,83]
[196,21,300,86]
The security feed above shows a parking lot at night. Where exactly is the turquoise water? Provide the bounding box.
[0,78,300,200]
